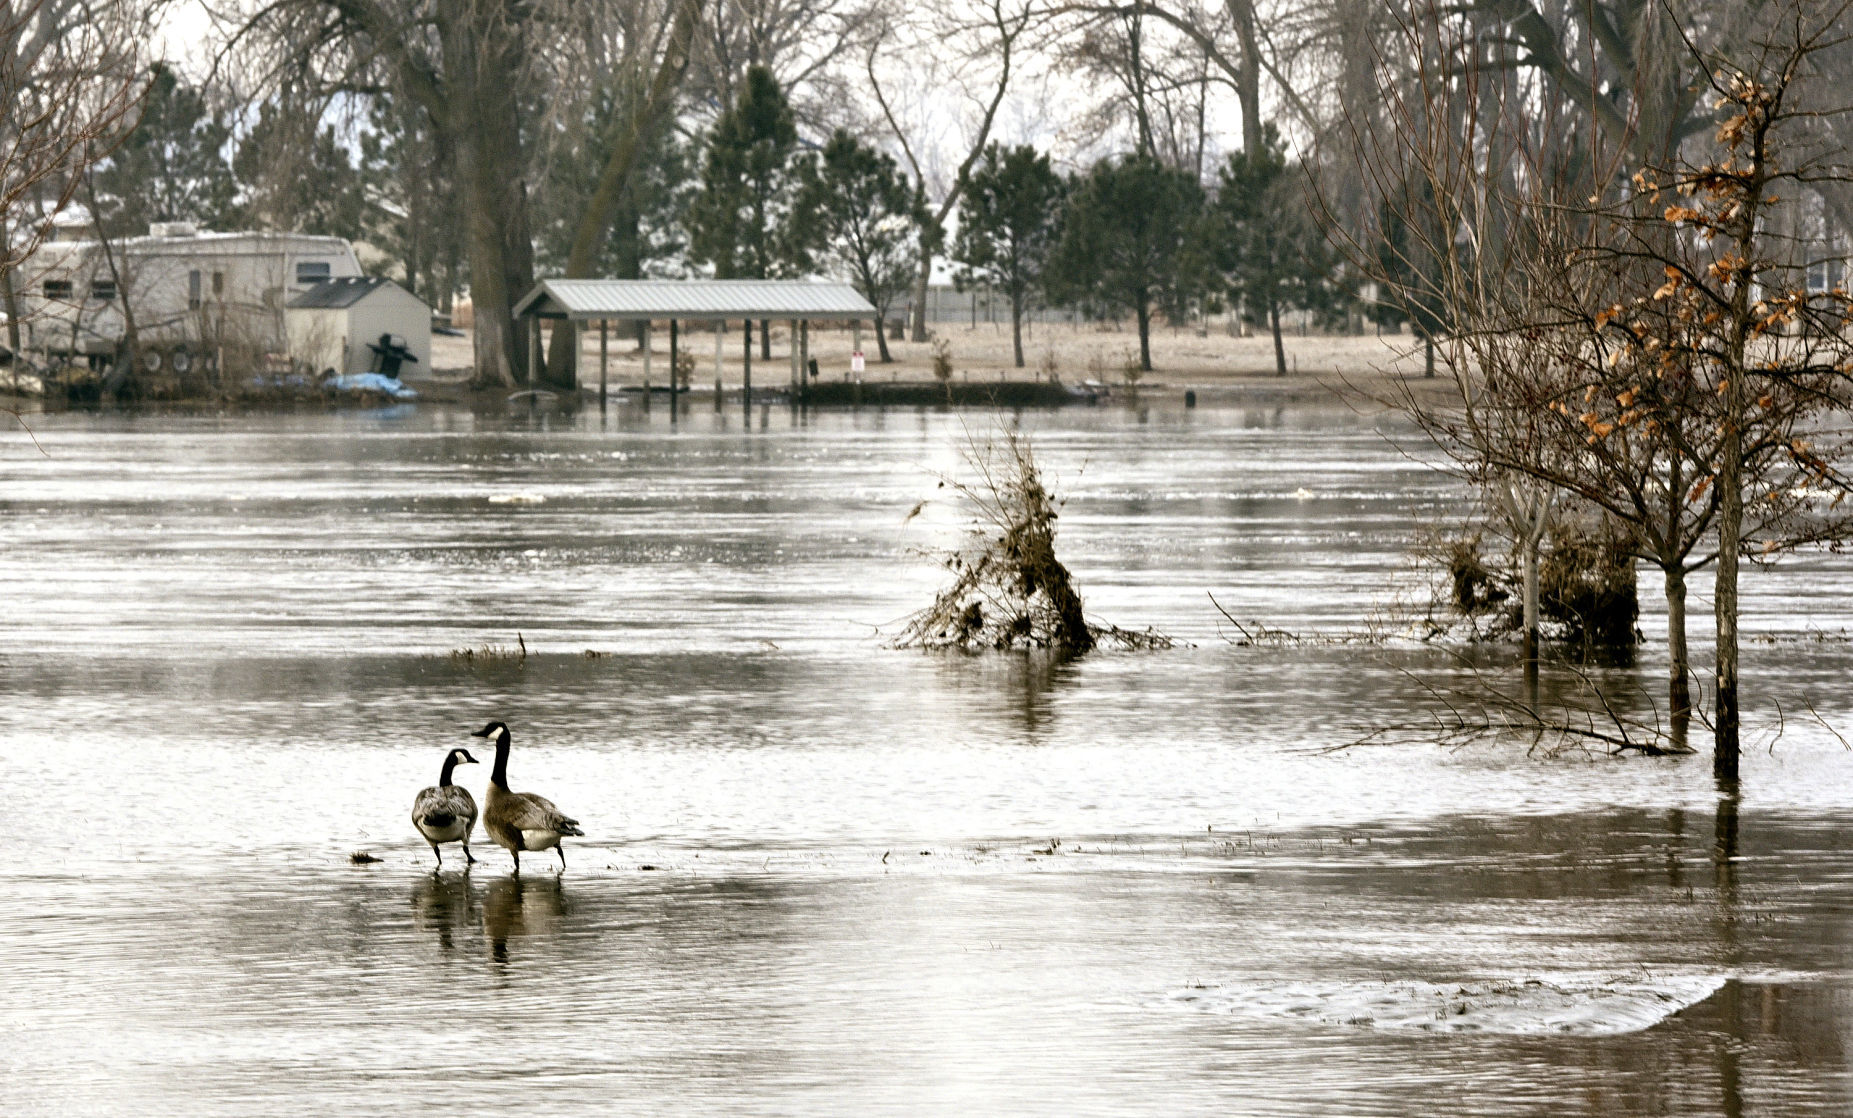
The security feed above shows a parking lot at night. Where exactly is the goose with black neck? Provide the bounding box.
[411,747,480,869]
[472,720,583,873]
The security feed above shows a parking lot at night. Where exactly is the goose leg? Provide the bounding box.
[557,845,567,872]
[463,842,476,865]
[431,844,442,870]
[512,849,520,874]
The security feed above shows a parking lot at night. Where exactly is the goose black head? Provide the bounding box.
[470,721,509,741]
[451,748,480,766]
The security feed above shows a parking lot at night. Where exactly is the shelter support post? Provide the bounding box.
[599,319,608,406]
[800,321,809,406]
[570,321,579,391]
[852,320,862,370]
[789,318,798,392]
[529,319,542,386]
[713,321,724,410]
[742,319,752,414]
[669,319,678,423]
[641,320,652,410]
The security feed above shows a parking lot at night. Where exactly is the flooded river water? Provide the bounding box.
[2,399,1850,1115]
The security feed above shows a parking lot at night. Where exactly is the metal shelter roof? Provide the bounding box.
[513,279,876,321]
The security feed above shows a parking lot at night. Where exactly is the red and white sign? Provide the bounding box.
[851,351,865,374]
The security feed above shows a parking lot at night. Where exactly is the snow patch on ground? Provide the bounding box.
[1172,972,1728,1035]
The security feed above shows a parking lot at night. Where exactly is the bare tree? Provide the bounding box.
[866,0,1031,343]
[0,0,149,358]
[1348,0,1853,768]
[539,0,703,388]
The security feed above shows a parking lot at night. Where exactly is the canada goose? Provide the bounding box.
[471,721,583,872]
[411,747,481,868]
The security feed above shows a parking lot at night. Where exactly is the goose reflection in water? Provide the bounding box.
[482,873,566,964]
[410,873,477,953]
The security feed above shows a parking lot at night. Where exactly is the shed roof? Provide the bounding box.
[288,276,395,309]
[514,279,876,321]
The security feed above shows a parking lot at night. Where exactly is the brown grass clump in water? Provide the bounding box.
[449,633,529,662]
[895,428,1170,654]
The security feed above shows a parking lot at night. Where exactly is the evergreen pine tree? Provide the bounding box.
[1048,153,1205,372]
[952,144,1065,369]
[790,130,924,363]
[92,64,236,238]
[1209,125,1349,376]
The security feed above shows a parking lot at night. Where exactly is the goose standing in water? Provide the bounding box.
[471,721,583,872]
[411,747,480,868]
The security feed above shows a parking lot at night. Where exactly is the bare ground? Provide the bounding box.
[424,319,1449,404]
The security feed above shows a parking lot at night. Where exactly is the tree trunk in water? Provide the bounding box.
[1714,396,1742,780]
[1010,294,1024,368]
[1666,565,1691,752]
[1269,300,1286,376]
[1135,300,1152,372]
[1521,532,1540,678]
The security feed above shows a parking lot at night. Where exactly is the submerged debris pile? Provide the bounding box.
[894,428,1170,654]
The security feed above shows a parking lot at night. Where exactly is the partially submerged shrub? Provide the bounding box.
[895,428,1170,654]
[1540,520,1639,649]
[1447,534,1510,617]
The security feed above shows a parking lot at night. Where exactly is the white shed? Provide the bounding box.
[286,277,431,377]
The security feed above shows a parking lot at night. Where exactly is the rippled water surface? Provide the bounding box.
[2,401,1850,1116]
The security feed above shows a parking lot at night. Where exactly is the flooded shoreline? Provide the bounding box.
[3,404,1850,1114]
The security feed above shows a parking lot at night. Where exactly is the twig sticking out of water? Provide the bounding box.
[1207,593,1382,646]
[1325,650,1699,758]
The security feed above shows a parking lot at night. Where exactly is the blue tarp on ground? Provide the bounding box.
[325,373,418,400]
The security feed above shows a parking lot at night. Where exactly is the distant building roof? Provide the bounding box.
[287,276,396,309]
[514,279,877,321]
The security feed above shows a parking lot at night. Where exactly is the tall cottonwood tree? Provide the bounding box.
[242,0,703,388]
[539,0,702,387]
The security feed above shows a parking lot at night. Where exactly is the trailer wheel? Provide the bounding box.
[139,346,164,374]
[170,347,193,374]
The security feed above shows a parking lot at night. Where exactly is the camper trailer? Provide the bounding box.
[17,222,363,373]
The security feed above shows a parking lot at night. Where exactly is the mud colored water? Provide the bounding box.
[2,401,1850,1116]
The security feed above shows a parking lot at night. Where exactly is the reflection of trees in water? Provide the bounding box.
[410,873,476,953]
[482,874,566,965]
[930,650,1082,738]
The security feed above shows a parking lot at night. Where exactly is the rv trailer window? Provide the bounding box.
[295,261,331,285]
[90,280,116,301]
[188,270,201,310]
[42,280,73,300]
